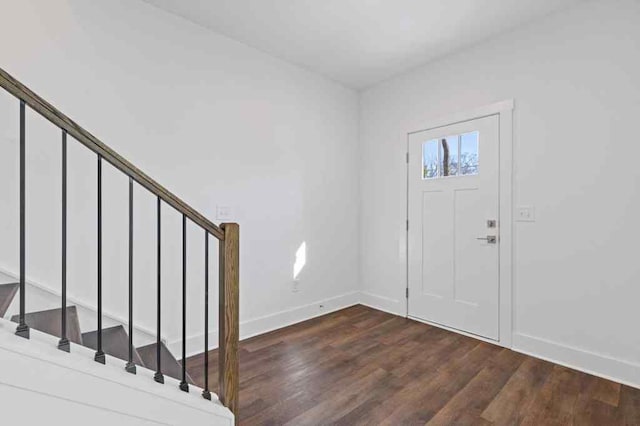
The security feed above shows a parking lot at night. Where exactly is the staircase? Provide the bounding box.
[0,282,18,317]
[0,66,239,424]
[0,283,194,384]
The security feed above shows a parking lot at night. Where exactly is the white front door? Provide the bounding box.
[408,114,500,340]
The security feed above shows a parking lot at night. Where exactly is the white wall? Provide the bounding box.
[0,0,360,352]
[2,0,639,393]
[359,0,640,386]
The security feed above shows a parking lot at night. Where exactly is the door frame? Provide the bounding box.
[405,100,514,348]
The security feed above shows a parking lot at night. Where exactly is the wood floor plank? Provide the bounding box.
[554,372,626,426]
[591,376,622,407]
[575,395,622,425]
[183,305,637,426]
[283,368,389,426]
[379,342,503,425]
[620,384,640,425]
[427,349,526,425]
[520,365,585,426]
[481,356,555,424]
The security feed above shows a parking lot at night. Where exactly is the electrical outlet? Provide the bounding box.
[292,280,300,293]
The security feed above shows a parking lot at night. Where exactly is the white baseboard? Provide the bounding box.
[513,332,640,389]
[408,315,510,348]
[358,290,640,389]
[171,291,360,358]
[6,268,637,392]
[359,291,404,316]
[240,291,361,341]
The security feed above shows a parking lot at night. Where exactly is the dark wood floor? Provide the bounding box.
[185,305,640,425]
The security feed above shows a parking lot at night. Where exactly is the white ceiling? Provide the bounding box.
[143,0,585,89]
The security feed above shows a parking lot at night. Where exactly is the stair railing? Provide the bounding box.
[0,67,239,419]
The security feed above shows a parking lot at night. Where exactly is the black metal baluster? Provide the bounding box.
[202,231,211,400]
[95,155,105,364]
[58,130,70,352]
[179,214,189,392]
[15,100,29,339]
[154,196,164,384]
[125,178,136,374]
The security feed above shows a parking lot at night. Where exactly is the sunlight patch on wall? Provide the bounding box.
[293,242,306,280]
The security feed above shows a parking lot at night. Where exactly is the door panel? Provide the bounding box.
[421,190,452,299]
[454,187,484,305]
[408,115,500,340]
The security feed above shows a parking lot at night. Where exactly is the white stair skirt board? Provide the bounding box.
[0,317,233,426]
[169,291,360,357]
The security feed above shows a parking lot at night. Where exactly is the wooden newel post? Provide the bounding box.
[219,223,239,421]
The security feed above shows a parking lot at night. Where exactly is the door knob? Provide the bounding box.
[477,235,497,244]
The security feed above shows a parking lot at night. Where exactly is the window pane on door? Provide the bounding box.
[439,136,458,177]
[422,139,438,179]
[460,131,479,175]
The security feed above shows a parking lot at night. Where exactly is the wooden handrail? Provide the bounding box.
[0,66,224,241]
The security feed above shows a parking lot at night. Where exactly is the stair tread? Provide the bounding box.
[137,342,194,384]
[0,283,19,317]
[11,306,83,345]
[82,325,144,367]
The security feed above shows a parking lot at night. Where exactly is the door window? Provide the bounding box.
[422,131,479,179]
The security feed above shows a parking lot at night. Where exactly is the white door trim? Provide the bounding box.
[406,100,514,348]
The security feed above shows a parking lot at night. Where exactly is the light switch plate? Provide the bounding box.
[516,206,535,222]
[216,205,233,221]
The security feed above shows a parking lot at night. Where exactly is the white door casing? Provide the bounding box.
[406,101,513,347]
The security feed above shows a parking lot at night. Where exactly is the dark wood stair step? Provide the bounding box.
[0,283,19,317]
[82,325,144,367]
[137,342,194,384]
[10,306,83,344]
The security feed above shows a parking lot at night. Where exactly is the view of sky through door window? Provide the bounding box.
[422,131,479,179]
[423,139,439,178]
[460,131,479,175]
